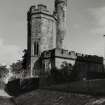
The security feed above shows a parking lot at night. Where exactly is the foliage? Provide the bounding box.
[10,49,28,78]
[51,61,73,84]
[61,61,72,73]
[22,49,28,69]
[10,60,23,74]
[0,65,9,81]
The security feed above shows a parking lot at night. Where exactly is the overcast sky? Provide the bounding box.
[0,0,105,65]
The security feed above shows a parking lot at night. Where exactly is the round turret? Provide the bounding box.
[55,0,67,49]
[55,0,67,3]
[55,0,67,6]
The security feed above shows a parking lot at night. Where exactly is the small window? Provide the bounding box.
[34,41,39,55]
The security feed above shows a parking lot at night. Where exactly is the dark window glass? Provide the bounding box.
[34,41,39,55]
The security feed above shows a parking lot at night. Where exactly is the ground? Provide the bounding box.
[0,96,14,105]
[1,79,105,105]
[14,89,105,105]
[1,89,105,105]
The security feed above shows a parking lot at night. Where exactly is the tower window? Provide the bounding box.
[34,41,39,56]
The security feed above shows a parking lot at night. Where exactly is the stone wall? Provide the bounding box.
[73,56,104,80]
[27,5,56,76]
[37,49,104,85]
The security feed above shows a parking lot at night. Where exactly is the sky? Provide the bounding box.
[0,0,105,65]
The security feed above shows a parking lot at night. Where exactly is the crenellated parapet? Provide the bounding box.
[55,0,67,7]
[42,48,77,60]
[29,4,49,14]
[42,48,103,64]
[77,54,103,64]
[27,4,56,21]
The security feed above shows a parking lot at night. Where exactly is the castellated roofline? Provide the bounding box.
[55,0,67,3]
[55,0,67,6]
[42,48,103,63]
[29,4,49,14]
[27,4,57,21]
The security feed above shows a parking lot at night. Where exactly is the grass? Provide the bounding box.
[14,89,98,105]
[41,79,105,96]
[0,96,15,105]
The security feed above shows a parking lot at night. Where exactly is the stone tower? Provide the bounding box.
[55,0,67,49]
[27,4,56,76]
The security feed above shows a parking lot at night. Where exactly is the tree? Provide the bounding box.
[50,61,73,84]
[60,61,73,82]
[61,61,72,71]
[10,60,22,74]
[22,49,28,69]
[10,49,29,78]
[0,65,9,81]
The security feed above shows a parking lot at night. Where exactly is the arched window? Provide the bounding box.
[34,41,39,56]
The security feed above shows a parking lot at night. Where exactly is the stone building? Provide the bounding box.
[27,0,104,82]
[27,0,67,76]
[33,48,104,82]
[27,4,57,76]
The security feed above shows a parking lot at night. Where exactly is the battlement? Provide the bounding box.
[42,48,103,64]
[38,4,47,11]
[77,55,103,64]
[29,4,49,14]
[42,48,77,60]
[55,0,67,3]
[54,48,86,58]
[54,48,76,59]
[55,0,67,7]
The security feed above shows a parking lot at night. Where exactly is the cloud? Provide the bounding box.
[91,27,105,35]
[0,38,23,66]
[91,7,105,26]
[88,7,105,35]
